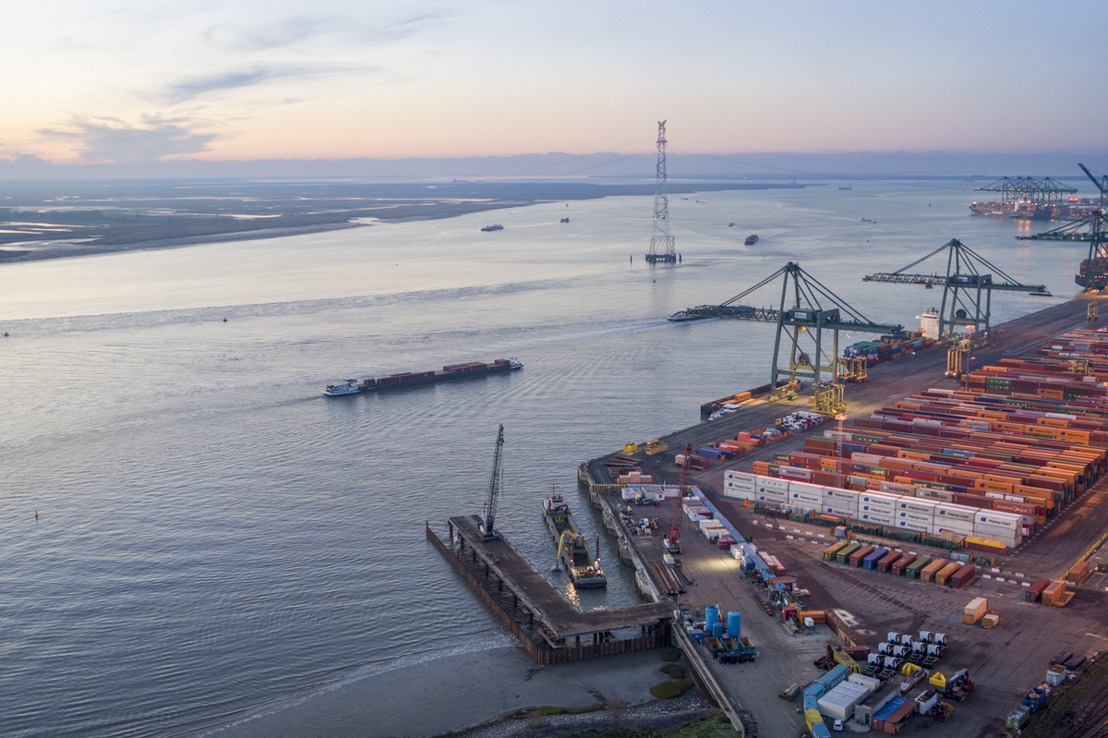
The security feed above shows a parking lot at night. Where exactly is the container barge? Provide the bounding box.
[324,358,522,396]
[542,492,606,588]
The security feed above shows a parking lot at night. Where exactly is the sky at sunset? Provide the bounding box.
[3,1,1105,166]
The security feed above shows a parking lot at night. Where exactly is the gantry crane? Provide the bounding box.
[863,238,1049,342]
[679,262,902,388]
[665,443,693,554]
[479,424,504,541]
[1017,209,1108,291]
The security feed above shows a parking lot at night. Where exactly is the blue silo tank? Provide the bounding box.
[712,622,724,639]
[727,610,741,637]
[705,606,719,632]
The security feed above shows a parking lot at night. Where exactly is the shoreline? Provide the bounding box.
[205,644,712,738]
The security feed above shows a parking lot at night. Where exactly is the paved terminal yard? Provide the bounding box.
[584,296,1108,738]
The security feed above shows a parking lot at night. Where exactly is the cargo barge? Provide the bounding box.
[324,358,522,396]
[542,492,606,588]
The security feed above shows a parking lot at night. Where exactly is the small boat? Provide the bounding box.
[745,234,759,246]
[560,217,570,223]
[667,310,709,322]
[481,224,504,232]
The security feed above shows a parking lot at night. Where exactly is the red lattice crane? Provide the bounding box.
[665,443,693,553]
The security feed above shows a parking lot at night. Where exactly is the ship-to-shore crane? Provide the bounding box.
[479,424,504,541]
[863,238,1049,342]
[678,262,902,388]
[665,443,693,554]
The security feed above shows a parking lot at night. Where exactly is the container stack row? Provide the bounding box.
[725,468,1022,550]
[817,538,975,588]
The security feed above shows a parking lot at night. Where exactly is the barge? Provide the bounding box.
[542,492,606,588]
[325,358,521,396]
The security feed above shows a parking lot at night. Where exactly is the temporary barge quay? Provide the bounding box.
[324,358,521,396]
[427,516,669,664]
[542,492,606,588]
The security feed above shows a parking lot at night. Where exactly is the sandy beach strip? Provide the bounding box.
[209,645,710,738]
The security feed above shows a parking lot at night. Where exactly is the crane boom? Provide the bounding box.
[1078,163,1107,194]
[480,424,504,540]
[666,443,693,553]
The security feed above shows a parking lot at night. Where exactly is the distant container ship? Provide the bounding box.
[481,224,504,232]
[969,199,1101,220]
[324,358,522,396]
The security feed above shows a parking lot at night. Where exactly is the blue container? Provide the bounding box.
[712,622,724,639]
[726,610,741,638]
[863,548,890,570]
[705,606,719,632]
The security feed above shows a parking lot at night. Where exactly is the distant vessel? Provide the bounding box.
[542,492,606,588]
[745,234,759,246]
[839,186,853,190]
[481,224,504,232]
[324,358,522,396]
[560,217,570,223]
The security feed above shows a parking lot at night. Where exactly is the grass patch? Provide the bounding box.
[659,663,686,679]
[512,703,605,720]
[650,679,694,700]
[660,648,682,662]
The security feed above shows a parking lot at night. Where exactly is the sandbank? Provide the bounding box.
[209,645,710,738]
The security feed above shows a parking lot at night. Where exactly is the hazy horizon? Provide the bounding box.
[3,2,1106,169]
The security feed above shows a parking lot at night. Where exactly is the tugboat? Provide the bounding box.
[542,490,606,588]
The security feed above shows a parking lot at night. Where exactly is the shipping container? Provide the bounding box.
[920,558,947,583]
[905,556,931,579]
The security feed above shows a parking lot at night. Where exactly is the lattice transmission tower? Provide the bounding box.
[645,121,677,263]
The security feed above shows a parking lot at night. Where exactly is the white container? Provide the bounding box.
[934,503,978,523]
[974,510,1022,530]
[725,471,757,494]
[858,509,895,526]
[758,476,789,493]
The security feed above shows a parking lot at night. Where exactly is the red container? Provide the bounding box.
[891,554,917,575]
[877,550,902,573]
[949,564,976,588]
[849,545,876,567]
[1025,578,1050,602]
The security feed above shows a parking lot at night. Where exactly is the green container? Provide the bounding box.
[905,555,931,579]
[835,543,862,564]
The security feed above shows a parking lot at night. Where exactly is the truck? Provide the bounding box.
[944,669,974,701]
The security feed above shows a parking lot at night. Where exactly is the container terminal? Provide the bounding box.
[431,294,1108,737]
